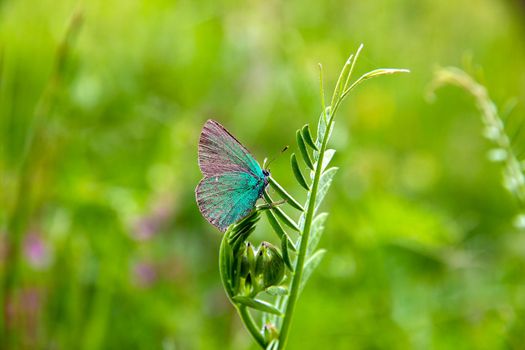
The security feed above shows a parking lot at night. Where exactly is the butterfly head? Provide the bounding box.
[262,146,289,175]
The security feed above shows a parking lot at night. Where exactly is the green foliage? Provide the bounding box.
[219,46,408,349]
[431,67,525,229]
[2,1,525,349]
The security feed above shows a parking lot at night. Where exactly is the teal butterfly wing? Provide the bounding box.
[196,120,268,231]
[196,171,264,231]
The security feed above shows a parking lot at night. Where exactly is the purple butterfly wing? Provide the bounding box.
[195,171,262,231]
[198,119,263,178]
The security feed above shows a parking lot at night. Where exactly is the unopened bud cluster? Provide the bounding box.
[234,241,285,296]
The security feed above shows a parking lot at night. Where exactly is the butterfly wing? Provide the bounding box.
[196,171,265,231]
[198,119,264,179]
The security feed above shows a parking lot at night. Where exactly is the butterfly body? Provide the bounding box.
[196,120,269,231]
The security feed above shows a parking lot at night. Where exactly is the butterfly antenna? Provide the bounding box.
[264,146,289,170]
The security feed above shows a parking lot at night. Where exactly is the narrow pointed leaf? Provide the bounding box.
[266,286,288,296]
[265,210,296,251]
[316,108,334,149]
[273,207,300,232]
[307,213,328,256]
[264,192,300,232]
[228,211,260,252]
[297,197,310,231]
[290,153,310,190]
[266,340,279,350]
[296,130,314,170]
[219,232,235,298]
[233,296,282,316]
[301,124,318,151]
[320,149,336,172]
[268,176,304,211]
[281,236,294,271]
[315,167,338,212]
[343,68,410,98]
[299,249,326,294]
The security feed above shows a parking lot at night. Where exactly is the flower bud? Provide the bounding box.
[245,242,256,269]
[239,242,255,279]
[254,245,266,277]
[261,242,285,288]
[234,241,259,295]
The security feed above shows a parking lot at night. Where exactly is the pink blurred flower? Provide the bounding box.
[132,197,174,241]
[132,261,157,288]
[23,231,51,270]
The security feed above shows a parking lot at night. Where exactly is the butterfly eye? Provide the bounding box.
[262,169,270,177]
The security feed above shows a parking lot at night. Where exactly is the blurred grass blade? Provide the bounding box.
[301,124,318,151]
[233,296,282,316]
[290,153,310,190]
[296,130,314,170]
[268,176,304,211]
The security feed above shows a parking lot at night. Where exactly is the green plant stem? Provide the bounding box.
[277,112,334,350]
[276,52,408,349]
[237,305,267,348]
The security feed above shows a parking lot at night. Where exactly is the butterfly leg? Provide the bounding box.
[256,199,286,211]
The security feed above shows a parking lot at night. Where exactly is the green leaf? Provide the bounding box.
[228,211,260,253]
[315,108,334,156]
[268,176,304,211]
[296,130,314,170]
[266,286,288,296]
[320,149,335,173]
[265,210,296,251]
[307,213,328,256]
[263,192,301,232]
[315,167,338,212]
[342,68,410,98]
[273,206,300,232]
[281,236,294,271]
[290,153,310,191]
[301,124,318,151]
[266,340,279,350]
[233,296,282,316]
[299,249,326,294]
[219,232,235,298]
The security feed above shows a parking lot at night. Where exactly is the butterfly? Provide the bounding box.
[196,119,270,232]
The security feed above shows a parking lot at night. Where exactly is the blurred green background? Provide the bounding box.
[1,0,525,349]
